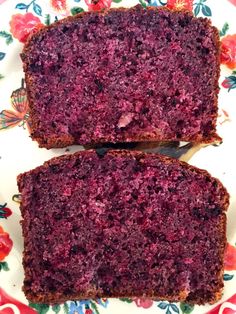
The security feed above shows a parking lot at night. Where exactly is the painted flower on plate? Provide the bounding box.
[133,298,154,309]
[0,203,12,219]
[85,0,112,11]
[205,293,236,313]
[221,34,236,69]
[9,12,43,43]
[225,242,236,271]
[227,0,236,6]
[0,288,37,313]
[0,226,13,261]
[50,0,67,11]
[222,77,233,89]
[222,73,236,91]
[166,0,193,10]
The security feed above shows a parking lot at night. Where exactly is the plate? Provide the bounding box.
[0,0,236,313]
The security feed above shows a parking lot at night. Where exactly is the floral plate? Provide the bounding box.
[0,0,236,313]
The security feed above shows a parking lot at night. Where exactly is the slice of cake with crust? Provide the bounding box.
[21,5,221,148]
[17,150,229,304]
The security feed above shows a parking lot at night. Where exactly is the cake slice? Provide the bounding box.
[21,5,221,148]
[17,150,229,304]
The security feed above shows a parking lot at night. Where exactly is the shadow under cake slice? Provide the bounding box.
[17,150,229,304]
[21,5,221,148]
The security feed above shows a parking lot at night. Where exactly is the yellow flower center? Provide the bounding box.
[175,0,187,9]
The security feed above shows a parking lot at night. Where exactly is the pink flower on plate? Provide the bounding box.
[9,12,43,43]
[221,34,236,70]
[133,298,154,309]
[224,242,236,271]
[221,74,236,92]
[50,0,67,12]
[227,0,236,6]
[222,78,232,89]
[85,0,112,12]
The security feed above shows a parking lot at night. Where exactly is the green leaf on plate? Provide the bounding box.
[158,302,168,310]
[44,14,51,26]
[219,22,229,37]
[0,52,6,61]
[113,0,123,3]
[119,298,133,303]
[0,261,10,271]
[201,4,212,16]
[0,31,13,45]
[63,303,69,314]
[138,0,147,8]
[225,76,236,91]
[52,304,61,313]
[71,7,85,16]
[223,273,234,281]
[180,303,194,314]
[0,74,3,79]
[90,301,100,314]
[15,3,28,10]
[194,4,201,17]
[170,303,180,313]
[29,303,50,314]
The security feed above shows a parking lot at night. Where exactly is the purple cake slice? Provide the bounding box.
[22,5,221,148]
[17,150,229,304]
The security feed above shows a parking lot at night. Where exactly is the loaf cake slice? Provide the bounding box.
[22,5,221,148]
[17,150,229,304]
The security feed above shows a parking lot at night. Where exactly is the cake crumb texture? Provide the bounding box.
[17,150,229,304]
[22,5,221,148]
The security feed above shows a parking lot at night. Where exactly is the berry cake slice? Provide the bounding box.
[22,5,221,148]
[17,150,229,304]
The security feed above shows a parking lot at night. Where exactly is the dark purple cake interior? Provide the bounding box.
[22,6,220,147]
[18,150,228,304]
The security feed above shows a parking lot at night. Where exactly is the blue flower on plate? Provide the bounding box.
[96,298,109,308]
[69,301,90,314]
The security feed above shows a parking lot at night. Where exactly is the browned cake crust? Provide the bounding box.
[18,150,229,304]
[22,6,221,148]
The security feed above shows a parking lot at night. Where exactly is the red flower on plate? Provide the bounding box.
[133,298,154,309]
[0,203,12,219]
[222,77,233,89]
[0,288,37,314]
[221,34,236,70]
[221,73,236,91]
[0,226,13,261]
[50,0,67,12]
[224,242,236,271]
[9,12,43,43]
[205,293,236,314]
[166,0,193,11]
[85,0,112,11]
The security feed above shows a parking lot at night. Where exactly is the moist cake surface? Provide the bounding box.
[22,5,221,148]
[17,150,229,304]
